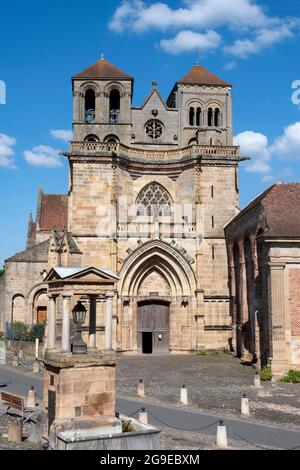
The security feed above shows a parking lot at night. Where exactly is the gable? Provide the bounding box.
[45,266,119,283]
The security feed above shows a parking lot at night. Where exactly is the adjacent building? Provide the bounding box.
[225,183,300,376]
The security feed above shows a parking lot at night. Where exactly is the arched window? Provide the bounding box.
[104,134,120,143]
[208,108,213,127]
[85,89,95,123]
[189,107,195,126]
[196,107,201,127]
[109,89,120,124]
[215,108,220,127]
[84,134,99,142]
[136,182,172,218]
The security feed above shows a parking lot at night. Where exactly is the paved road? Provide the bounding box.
[1,365,300,450]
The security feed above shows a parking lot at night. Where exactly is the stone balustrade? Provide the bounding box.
[68,141,240,160]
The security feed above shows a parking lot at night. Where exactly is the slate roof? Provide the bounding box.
[52,266,119,280]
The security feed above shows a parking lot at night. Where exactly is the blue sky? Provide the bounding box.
[0,0,300,266]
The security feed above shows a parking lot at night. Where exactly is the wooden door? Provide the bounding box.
[138,301,170,354]
[37,307,47,324]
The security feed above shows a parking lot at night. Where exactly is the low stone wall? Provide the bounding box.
[5,339,44,357]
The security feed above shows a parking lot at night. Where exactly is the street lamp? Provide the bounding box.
[72,301,87,354]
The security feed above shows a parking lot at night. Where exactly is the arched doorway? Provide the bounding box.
[119,240,197,354]
[137,300,170,354]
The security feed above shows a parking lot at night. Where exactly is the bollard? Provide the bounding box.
[180,385,188,406]
[139,408,148,425]
[18,348,24,361]
[138,379,145,398]
[216,420,228,449]
[254,373,261,389]
[35,338,39,358]
[12,354,19,367]
[8,418,23,444]
[33,359,40,374]
[27,386,36,408]
[241,394,250,416]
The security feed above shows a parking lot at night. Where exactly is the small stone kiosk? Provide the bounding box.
[43,266,160,450]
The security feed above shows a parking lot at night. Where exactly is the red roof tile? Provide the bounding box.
[39,194,68,232]
[178,64,231,87]
[73,58,133,80]
[227,183,300,238]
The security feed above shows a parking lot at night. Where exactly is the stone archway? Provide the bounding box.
[118,240,197,353]
[137,270,171,354]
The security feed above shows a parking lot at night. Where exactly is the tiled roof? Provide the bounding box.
[39,194,68,232]
[73,58,133,80]
[227,183,300,238]
[262,184,300,237]
[178,64,231,87]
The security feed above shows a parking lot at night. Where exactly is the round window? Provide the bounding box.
[145,120,163,140]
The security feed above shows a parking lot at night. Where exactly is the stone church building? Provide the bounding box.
[0,58,244,355]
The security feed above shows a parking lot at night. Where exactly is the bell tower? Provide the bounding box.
[167,63,232,148]
[72,57,134,145]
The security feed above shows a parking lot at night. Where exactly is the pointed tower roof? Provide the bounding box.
[73,58,133,81]
[178,64,231,87]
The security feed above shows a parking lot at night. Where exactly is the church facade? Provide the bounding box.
[0,58,245,354]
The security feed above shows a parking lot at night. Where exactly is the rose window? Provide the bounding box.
[145,120,163,140]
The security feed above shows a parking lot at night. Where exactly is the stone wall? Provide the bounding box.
[0,275,5,333]
[3,260,47,327]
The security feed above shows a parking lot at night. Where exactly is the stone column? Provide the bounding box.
[268,263,289,377]
[73,92,80,123]
[238,240,248,357]
[88,295,97,351]
[62,294,72,352]
[47,295,56,351]
[105,295,114,350]
[228,245,237,352]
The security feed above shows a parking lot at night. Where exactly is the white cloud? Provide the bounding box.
[23,145,63,168]
[50,129,73,142]
[261,167,294,184]
[223,61,237,71]
[235,122,300,182]
[225,24,294,58]
[0,133,16,168]
[160,30,221,55]
[109,0,269,33]
[109,1,299,58]
[270,122,300,159]
[234,130,271,173]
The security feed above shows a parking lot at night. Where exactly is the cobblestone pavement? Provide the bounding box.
[116,354,300,427]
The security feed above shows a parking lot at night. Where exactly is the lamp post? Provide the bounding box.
[72,301,87,354]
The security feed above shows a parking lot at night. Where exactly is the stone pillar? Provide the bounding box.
[73,92,80,123]
[228,245,237,352]
[268,263,289,377]
[105,295,114,350]
[62,294,72,352]
[238,241,248,357]
[88,295,97,351]
[47,295,56,351]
